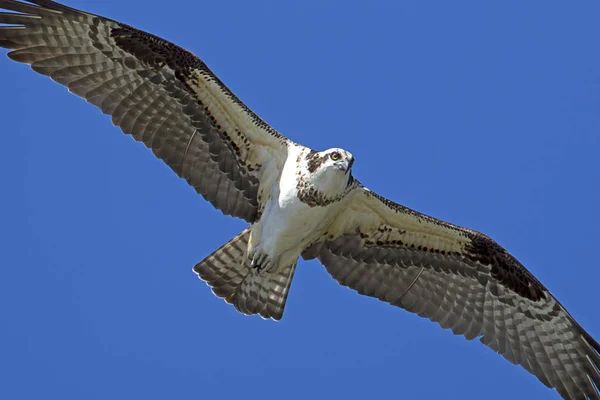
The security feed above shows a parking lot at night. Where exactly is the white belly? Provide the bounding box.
[256,187,332,267]
[249,147,342,268]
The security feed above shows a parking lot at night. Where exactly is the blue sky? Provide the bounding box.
[1,1,599,399]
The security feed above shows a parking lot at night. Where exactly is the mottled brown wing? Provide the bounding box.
[0,0,291,222]
[304,185,600,400]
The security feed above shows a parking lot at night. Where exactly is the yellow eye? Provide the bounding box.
[330,152,341,161]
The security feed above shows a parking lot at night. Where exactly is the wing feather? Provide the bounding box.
[0,0,291,222]
[304,184,600,400]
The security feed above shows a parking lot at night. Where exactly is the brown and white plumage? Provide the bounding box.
[0,1,598,399]
[0,0,287,223]
[193,227,297,320]
[303,186,600,399]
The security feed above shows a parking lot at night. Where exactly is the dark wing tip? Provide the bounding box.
[583,332,600,385]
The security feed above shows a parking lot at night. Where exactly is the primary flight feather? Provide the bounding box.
[0,1,598,399]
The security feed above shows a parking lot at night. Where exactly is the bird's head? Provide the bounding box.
[306,148,354,174]
[324,148,354,175]
[303,148,355,195]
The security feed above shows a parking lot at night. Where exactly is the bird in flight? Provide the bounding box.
[0,1,598,399]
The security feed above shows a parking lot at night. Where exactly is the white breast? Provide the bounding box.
[256,146,341,267]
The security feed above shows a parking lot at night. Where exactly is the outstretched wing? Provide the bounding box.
[0,0,291,222]
[303,184,600,400]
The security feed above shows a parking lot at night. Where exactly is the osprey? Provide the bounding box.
[0,1,598,399]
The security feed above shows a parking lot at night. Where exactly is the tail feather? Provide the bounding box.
[193,228,296,321]
[232,262,297,320]
[193,228,250,300]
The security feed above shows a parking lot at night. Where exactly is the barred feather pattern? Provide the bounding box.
[0,0,293,223]
[193,228,296,321]
[304,232,600,400]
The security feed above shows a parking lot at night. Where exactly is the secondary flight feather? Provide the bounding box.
[0,1,598,399]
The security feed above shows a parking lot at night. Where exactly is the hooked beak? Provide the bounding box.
[345,157,355,174]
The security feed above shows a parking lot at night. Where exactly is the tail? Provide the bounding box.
[193,228,297,321]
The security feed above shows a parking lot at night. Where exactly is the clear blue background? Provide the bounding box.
[1,1,599,399]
